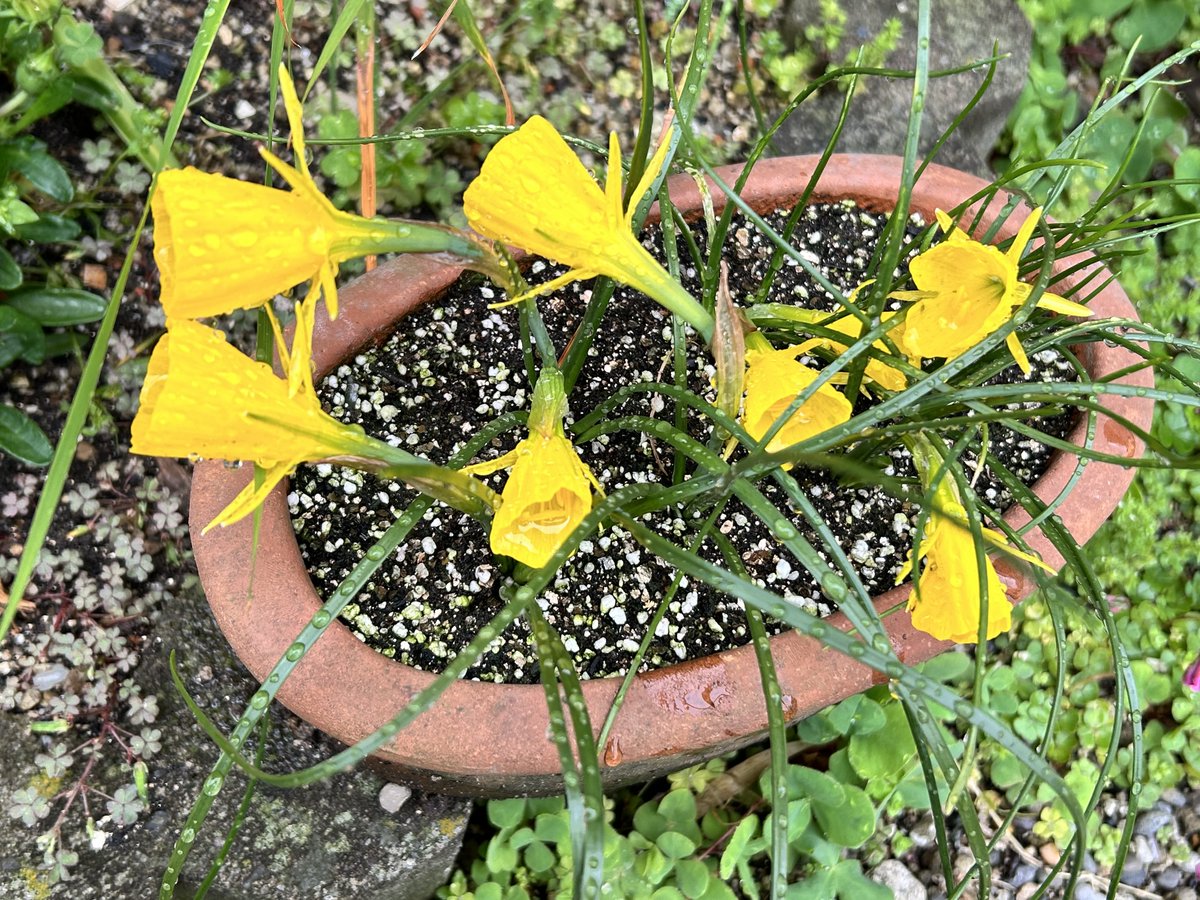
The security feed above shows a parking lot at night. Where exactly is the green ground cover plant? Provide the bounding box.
[0,0,168,463]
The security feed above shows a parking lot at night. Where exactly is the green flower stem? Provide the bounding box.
[341,218,523,296]
[528,369,567,436]
[637,263,714,343]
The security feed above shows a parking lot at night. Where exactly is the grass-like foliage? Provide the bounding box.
[6,1,1200,897]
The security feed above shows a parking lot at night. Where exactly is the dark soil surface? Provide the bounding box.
[290,203,1077,683]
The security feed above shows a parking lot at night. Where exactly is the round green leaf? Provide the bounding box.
[1113,0,1187,53]
[812,783,876,848]
[533,811,570,845]
[848,701,917,780]
[787,766,844,806]
[657,788,697,826]
[0,404,52,466]
[484,835,518,874]
[656,830,697,859]
[508,826,535,849]
[674,858,710,898]
[5,287,106,326]
[1173,147,1200,206]
[523,839,556,874]
[487,797,527,829]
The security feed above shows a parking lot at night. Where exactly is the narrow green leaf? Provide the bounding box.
[718,816,757,880]
[0,141,73,202]
[0,306,45,366]
[6,287,107,326]
[12,212,81,243]
[0,405,52,466]
[302,0,368,100]
[0,246,21,290]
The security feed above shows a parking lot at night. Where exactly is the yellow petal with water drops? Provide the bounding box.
[464,116,612,264]
[489,431,597,569]
[131,320,386,527]
[625,132,672,227]
[898,289,1011,361]
[907,507,1012,643]
[796,299,908,393]
[152,167,338,320]
[1006,330,1032,375]
[909,241,1014,303]
[1034,291,1092,318]
[463,116,714,339]
[741,346,852,464]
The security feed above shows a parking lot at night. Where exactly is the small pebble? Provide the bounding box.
[1160,787,1187,808]
[1132,833,1161,866]
[32,664,70,691]
[870,859,926,900]
[1135,805,1174,837]
[1009,863,1038,889]
[378,783,412,813]
[1039,843,1060,865]
[1119,862,1148,888]
[1156,867,1183,890]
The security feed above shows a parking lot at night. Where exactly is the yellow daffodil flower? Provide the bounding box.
[795,281,908,393]
[131,320,397,532]
[898,439,1053,643]
[741,343,853,466]
[463,115,714,341]
[894,208,1092,373]
[465,370,600,568]
[153,66,516,396]
[897,491,1012,642]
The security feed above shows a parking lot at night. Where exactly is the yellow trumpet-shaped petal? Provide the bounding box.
[151,163,377,322]
[465,369,600,568]
[795,281,908,393]
[486,431,597,569]
[903,496,1012,643]
[741,345,853,465]
[130,320,385,531]
[896,208,1092,373]
[463,116,713,339]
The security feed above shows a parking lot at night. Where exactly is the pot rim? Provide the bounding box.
[189,154,1153,796]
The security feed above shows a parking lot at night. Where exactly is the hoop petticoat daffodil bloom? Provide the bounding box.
[463,115,715,342]
[153,65,516,395]
[741,341,853,467]
[893,208,1092,373]
[465,369,601,569]
[897,441,1053,643]
[130,320,403,533]
[795,281,908,393]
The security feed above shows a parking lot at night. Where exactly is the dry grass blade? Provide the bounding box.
[696,740,809,817]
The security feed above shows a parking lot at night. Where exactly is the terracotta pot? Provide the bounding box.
[190,155,1153,797]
